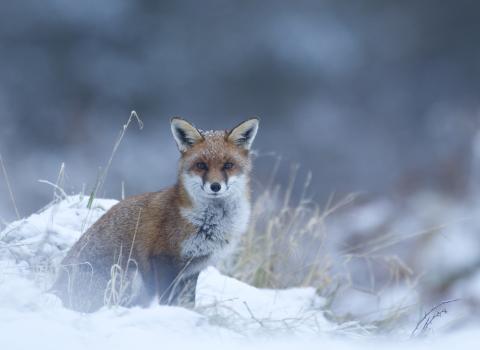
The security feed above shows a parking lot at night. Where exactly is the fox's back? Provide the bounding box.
[62,189,183,269]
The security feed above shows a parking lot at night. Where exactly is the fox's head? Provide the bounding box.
[171,117,259,200]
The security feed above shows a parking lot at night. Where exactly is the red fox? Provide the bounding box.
[51,117,259,312]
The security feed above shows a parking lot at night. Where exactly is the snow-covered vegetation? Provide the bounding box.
[1,185,479,348]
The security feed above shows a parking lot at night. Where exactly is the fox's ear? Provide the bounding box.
[227,117,259,150]
[170,117,204,152]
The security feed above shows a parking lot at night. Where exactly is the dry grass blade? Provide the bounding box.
[80,111,143,241]
[87,110,143,209]
[0,154,21,219]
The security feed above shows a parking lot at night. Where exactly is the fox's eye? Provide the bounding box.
[196,162,208,170]
[223,162,234,170]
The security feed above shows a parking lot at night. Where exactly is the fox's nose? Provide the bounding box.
[210,182,221,193]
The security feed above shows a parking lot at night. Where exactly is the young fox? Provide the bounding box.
[51,117,259,312]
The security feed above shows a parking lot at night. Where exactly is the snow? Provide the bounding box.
[197,267,333,336]
[0,195,479,349]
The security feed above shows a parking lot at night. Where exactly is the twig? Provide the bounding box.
[410,299,460,338]
[243,301,265,328]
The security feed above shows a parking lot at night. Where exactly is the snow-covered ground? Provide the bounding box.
[0,195,479,349]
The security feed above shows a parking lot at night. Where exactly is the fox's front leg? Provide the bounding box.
[169,272,199,307]
[151,255,178,305]
[151,255,197,307]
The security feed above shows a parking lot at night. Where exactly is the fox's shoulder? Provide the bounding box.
[110,186,177,208]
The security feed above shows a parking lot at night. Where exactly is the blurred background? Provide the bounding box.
[1,0,479,219]
[1,0,480,326]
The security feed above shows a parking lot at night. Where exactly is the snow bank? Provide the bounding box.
[0,195,479,349]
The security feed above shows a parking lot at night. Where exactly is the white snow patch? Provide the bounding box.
[197,266,331,335]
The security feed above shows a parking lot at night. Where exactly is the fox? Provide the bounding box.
[51,117,259,312]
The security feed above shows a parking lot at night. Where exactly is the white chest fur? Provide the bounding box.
[180,193,250,262]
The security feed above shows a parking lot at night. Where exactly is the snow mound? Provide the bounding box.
[197,266,332,335]
[0,195,117,268]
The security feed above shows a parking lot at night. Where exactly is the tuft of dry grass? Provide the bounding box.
[226,164,356,296]
[222,161,428,334]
